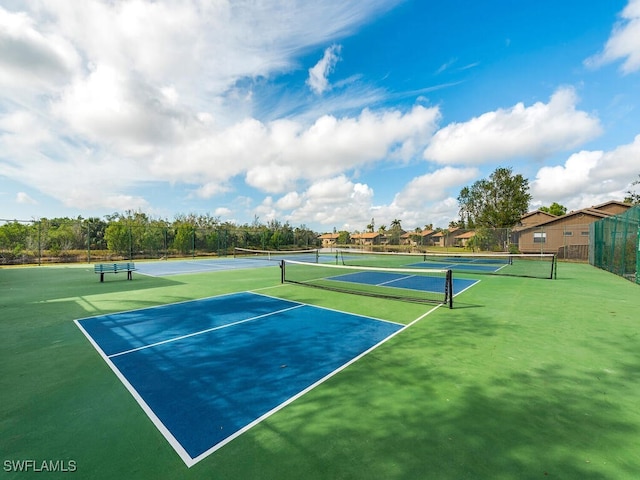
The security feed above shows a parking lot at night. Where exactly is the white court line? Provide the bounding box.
[376,274,417,287]
[108,304,305,358]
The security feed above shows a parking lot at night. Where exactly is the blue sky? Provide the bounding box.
[1,0,640,232]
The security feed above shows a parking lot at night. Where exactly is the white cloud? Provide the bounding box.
[52,64,183,154]
[16,192,37,205]
[157,104,440,197]
[531,134,640,206]
[281,175,375,229]
[270,168,479,231]
[246,164,299,194]
[307,45,342,95]
[214,207,231,217]
[193,182,231,199]
[423,87,602,165]
[275,191,302,210]
[0,111,52,150]
[393,167,480,207]
[0,6,80,92]
[585,0,640,73]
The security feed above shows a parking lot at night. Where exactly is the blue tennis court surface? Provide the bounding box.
[408,261,507,273]
[329,271,478,295]
[135,258,270,276]
[135,253,333,277]
[75,292,404,466]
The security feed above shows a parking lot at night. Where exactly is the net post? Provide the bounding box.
[446,269,453,309]
[280,260,285,283]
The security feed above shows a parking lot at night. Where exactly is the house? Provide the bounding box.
[589,200,632,216]
[350,232,381,246]
[421,230,437,244]
[514,200,632,256]
[400,232,414,246]
[318,233,339,248]
[517,210,558,228]
[431,228,468,248]
[455,230,476,248]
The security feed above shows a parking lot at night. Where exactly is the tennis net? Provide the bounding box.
[234,247,319,263]
[335,250,557,279]
[280,259,453,307]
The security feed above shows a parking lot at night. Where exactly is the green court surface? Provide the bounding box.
[1,261,639,479]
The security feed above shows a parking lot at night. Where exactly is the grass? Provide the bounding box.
[1,261,639,479]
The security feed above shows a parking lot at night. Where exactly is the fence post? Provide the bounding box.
[637,226,640,285]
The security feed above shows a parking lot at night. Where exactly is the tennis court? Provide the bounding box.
[134,257,274,277]
[337,250,557,279]
[75,291,404,466]
[3,259,640,479]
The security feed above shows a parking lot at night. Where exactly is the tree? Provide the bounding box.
[366,218,375,233]
[539,202,567,216]
[0,221,30,253]
[624,175,640,205]
[105,221,132,257]
[457,167,532,228]
[173,222,195,254]
[388,219,403,245]
[337,230,350,244]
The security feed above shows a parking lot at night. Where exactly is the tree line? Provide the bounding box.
[0,211,319,265]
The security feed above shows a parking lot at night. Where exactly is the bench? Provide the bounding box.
[94,262,136,282]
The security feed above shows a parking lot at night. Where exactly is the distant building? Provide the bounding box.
[432,228,469,248]
[350,232,382,246]
[454,230,476,248]
[318,233,339,248]
[513,200,632,256]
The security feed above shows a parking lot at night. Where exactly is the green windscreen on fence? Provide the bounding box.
[589,205,640,284]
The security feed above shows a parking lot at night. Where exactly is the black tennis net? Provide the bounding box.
[234,247,319,263]
[280,259,453,307]
[334,250,556,279]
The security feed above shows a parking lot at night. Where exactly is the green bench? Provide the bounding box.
[94,262,136,282]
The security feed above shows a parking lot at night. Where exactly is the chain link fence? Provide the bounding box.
[589,205,640,284]
[0,218,319,265]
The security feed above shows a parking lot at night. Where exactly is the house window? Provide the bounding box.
[533,232,546,243]
[563,231,573,236]
[580,231,589,236]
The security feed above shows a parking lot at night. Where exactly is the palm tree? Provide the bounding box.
[366,218,375,233]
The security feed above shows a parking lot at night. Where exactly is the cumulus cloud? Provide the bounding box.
[278,175,375,229]
[307,45,342,94]
[16,192,37,205]
[423,87,602,165]
[275,192,302,210]
[393,167,480,208]
[52,64,185,154]
[151,104,439,196]
[531,134,640,207]
[585,0,640,73]
[0,6,80,92]
[213,207,232,217]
